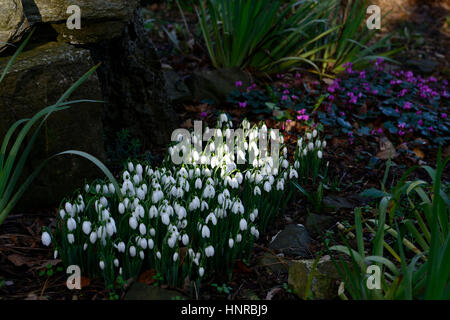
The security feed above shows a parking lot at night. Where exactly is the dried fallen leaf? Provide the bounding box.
[80,276,91,288]
[7,254,36,267]
[413,147,425,159]
[376,137,398,160]
[234,260,252,274]
[138,269,156,285]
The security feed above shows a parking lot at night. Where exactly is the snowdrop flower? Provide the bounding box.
[173,252,179,262]
[201,225,211,238]
[129,216,138,230]
[276,179,284,191]
[289,168,299,179]
[236,234,242,243]
[263,181,272,193]
[89,232,97,244]
[102,185,109,195]
[41,232,51,246]
[96,184,101,194]
[308,142,314,151]
[228,238,234,249]
[306,132,312,140]
[117,241,126,253]
[168,236,176,248]
[205,245,215,257]
[199,267,205,277]
[82,221,91,235]
[118,203,125,214]
[67,217,77,232]
[99,261,105,270]
[67,233,75,244]
[83,243,88,251]
[239,218,248,231]
[282,159,289,169]
[201,201,209,212]
[150,228,156,237]
[128,162,134,173]
[140,238,148,249]
[195,178,202,189]
[139,251,145,260]
[149,205,158,218]
[129,246,136,257]
[148,238,154,249]
[65,202,73,217]
[315,140,321,148]
[322,140,327,148]
[59,209,66,220]
[182,234,189,246]
[156,251,161,260]
[317,150,323,159]
[54,250,58,259]
[139,223,147,236]
[114,259,119,267]
[161,213,170,225]
[313,129,317,138]
[84,184,90,192]
[136,164,143,176]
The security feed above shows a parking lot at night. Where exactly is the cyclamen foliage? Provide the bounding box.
[41,115,327,290]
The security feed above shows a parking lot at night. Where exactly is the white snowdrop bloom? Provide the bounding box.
[181,219,188,229]
[176,187,184,198]
[100,196,108,208]
[136,163,143,176]
[119,267,123,275]
[254,186,261,196]
[137,188,145,200]
[114,259,119,267]
[255,174,263,185]
[201,201,209,212]
[139,223,147,236]
[205,245,215,257]
[313,129,318,138]
[102,184,109,195]
[108,183,115,194]
[148,238,154,249]
[82,221,92,235]
[250,213,255,222]
[308,142,314,151]
[282,159,289,169]
[210,156,219,168]
[118,241,126,253]
[168,236,176,248]
[201,225,211,238]
[306,132,312,140]
[149,206,158,218]
[139,251,145,260]
[101,209,110,221]
[83,243,88,251]
[129,216,138,230]
[53,250,58,259]
[264,181,272,193]
[317,150,323,159]
[277,179,285,191]
[182,234,189,246]
[140,238,148,249]
[59,209,66,220]
[177,207,187,220]
[128,162,134,173]
[156,251,161,260]
[67,233,75,244]
[161,213,170,225]
[203,185,215,199]
[118,203,125,214]
[41,232,51,246]
[217,193,225,205]
[303,148,308,156]
[67,217,77,232]
[149,228,156,237]
[133,174,141,185]
[85,184,90,192]
[129,246,136,257]
[89,231,97,244]
[239,218,248,231]
[236,234,242,243]
[268,175,275,185]
[315,140,321,148]
[123,171,130,181]
[199,267,205,277]
[206,213,217,226]
[173,252,179,262]
[294,160,300,169]
[99,261,105,270]
[195,178,202,189]
[229,238,234,249]
[322,140,327,148]
[65,202,73,217]
[95,184,101,194]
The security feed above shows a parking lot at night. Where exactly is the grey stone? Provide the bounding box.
[269,224,311,257]
[288,255,341,300]
[124,282,185,300]
[305,213,334,236]
[256,252,293,274]
[406,59,438,74]
[0,42,106,208]
[163,68,192,102]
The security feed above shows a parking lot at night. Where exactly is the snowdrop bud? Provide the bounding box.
[182,234,189,246]
[239,219,248,231]
[140,251,145,260]
[83,243,88,251]
[263,181,272,193]
[128,162,134,172]
[199,267,205,277]
[67,217,77,232]
[173,252,179,262]
[306,132,312,140]
[156,251,161,260]
[59,209,66,220]
[228,238,234,248]
[119,267,123,275]
[140,238,148,249]
[96,184,101,194]
[53,250,58,259]
[118,203,125,214]
[114,259,119,267]
[150,228,156,237]
[148,238,154,249]
[89,232,97,244]
[82,221,91,235]
[236,234,242,243]
[168,237,176,248]
[129,246,136,257]
[136,164,143,176]
[322,140,327,148]
[313,129,317,138]
[282,159,289,169]
[85,184,90,192]
[102,184,109,195]
[139,223,147,236]
[129,216,138,230]
[118,241,126,253]
[315,140,321,148]
[317,150,323,159]
[65,202,73,216]
[67,233,75,244]
[41,232,51,246]
[99,261,105,270]
[161,213,170,225]
[308,142,314,151]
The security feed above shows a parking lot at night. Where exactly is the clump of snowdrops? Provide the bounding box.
[41,114,327,290]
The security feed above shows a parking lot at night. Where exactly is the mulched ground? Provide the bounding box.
[0,2,449,300]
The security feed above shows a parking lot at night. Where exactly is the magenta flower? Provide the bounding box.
[291,95,298,100]
[377,128,383,134]
[429,126,435,132]
[235,81,243,88]
[442,113,448,119]
[418,119,423,126]
[403,102,412,110]
[238,101,247,108]
[295,72,301,79]
[200,111,208,118]
[281,95,288,101]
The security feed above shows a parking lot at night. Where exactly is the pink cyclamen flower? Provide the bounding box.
[377,128,383,134]
[281,95,288,101]
[418,119,423,126]
[235,81,243,88]
[442,113,448,119]
[238,101,247,108]
[200,111,207,118]
[429,126,435,132]
[403,102,412,110]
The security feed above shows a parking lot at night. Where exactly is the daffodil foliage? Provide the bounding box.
[41,114,328,290]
